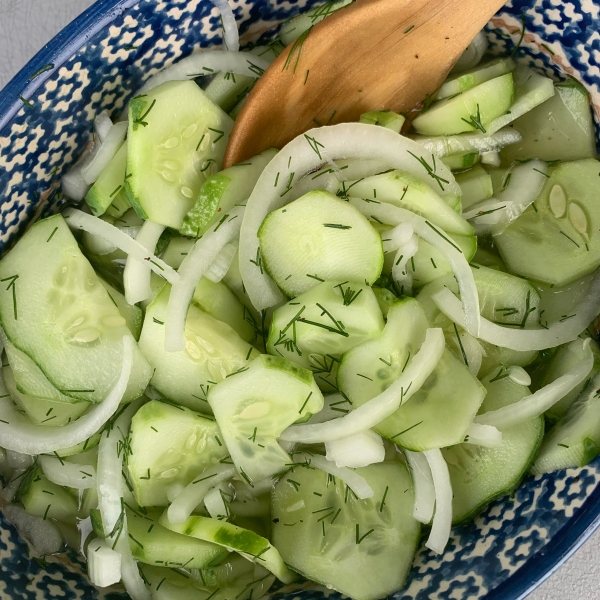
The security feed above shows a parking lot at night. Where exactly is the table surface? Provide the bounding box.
[0,0,599,598]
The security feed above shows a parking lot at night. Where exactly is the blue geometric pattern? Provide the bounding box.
[0,0,599,599]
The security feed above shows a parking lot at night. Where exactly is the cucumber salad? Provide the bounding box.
[2,3,600,599]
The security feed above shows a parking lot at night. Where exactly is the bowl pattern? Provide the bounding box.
[0,0,600,599]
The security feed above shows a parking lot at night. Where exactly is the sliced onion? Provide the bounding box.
[0,337,132,454]
[480,151,501,167]
[292,452,373,499]
[280,328,445,443]
[451,30,488,72]
[404,450,435,524]
[95,112,114,142]
[63,208,179,284]
[2,505,63,557]
[205,240,238,283]
[432,285,600,351]
[351,199,480,336]
[165,206,244,352]
[211,0,239,52]
[463,199,508,222]
[423,449,452,554]
[88,537,122,588]
[39,455,96,490]
[137,51,270,96]
[464,422,503,447]
[392,234,419,295]
[413,128,522,158]
[239,123,460,311]
[81,123,127,185]
[325,430,385,468]
[203,483,230,519]
[308,393,350,424]
[475,339,593,430]
[123,221,166,305]
[491,160,548,233]
[167,463,236,524]
[62,164,93,202]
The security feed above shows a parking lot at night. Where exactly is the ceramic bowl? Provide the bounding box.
[0,0,599,598]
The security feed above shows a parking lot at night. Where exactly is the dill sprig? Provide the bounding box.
[283,28,312,74]
[133,99,156,129]
[461,103,486,133]
[407,151,449,191]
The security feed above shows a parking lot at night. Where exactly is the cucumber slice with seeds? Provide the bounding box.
[126,80,233,229]
[259,190,384,298]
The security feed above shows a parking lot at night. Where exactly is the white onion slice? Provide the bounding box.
[137,51,270,96]
[480,151,501,167]
[62,165,92,202]
[464,422,503,448]
[3,505,63,557]
[95,112,114,142]
[351,199,480,336]
[451,30,488,72]
[211,0,239,52]
[462,199,509,227]
[0,337,132,454]
[292,452,373,499]
[205,240,238,283]
[165,206,244,352]
[123,220,166,305]
[88,538,122,588]
[81,122,127,185]
[239,123,460,311]
[476,339,593,430]
[325,430,385,468]
[63,208,179,284]
[424,449,452,554]
[432,285,600,351]
[392,234,419,295]
[39,455,97,490]
[280,328,445,443]
[204,483,230,519]
[167,463,236,524]
[404,450,435,524]
[413,128,522,158]
[307,393,348,424]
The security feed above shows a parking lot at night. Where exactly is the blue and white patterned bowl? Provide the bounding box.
[1,0,600,598]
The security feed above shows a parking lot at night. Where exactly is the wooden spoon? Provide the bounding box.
[223,0,507,167]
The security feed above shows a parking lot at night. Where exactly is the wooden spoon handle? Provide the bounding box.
[224,0,506,167]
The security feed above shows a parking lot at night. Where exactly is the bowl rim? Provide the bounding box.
[1,1,600,598]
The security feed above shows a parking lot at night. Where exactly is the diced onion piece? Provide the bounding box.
[165,206,244,352]
[404,450,435,524]
[137,51,270,96]
[240,123,460,311]
[480,151,500,167]
[211,0,239,52]
[325,430,385,468]
[280,328,445,443]
[392,234,418,295]
[293,452,373,499]
[95,112,114,142]
[432,285,600,351]
[39,455,97,490]
[204,483,230,519]
[167,463,236,524]
[63,208,179,284]
[424,449,452,554]
[205,240,238,283]
[475,339,593,430]
[413,128,521,157]
[464,422,503,448]
[88,537,122,588]
[351,199,480,336]
[2,505,63,557]
[123,220,166,305]
[0,337,133,454]
[81,122,127,185]
[451,31,488,72]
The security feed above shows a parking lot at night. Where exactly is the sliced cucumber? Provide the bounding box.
[344,170,473,236]
[487,66,555,135]
[0,215,152,403]
[160,236,194,270]
[259,190,383,298]
[126,80,233,229]
[438,57,516,100]
[359,110,405,132]
[501,79,597,164]
[495,159,600,286]
[127,400,229,507]
[139,284,259,412]
[204,72,256,113]
[3,367,89,426]
[99,277,143,341]
[267,281,384,392]
[412,73,514,136]
[443,368,544,524]
[338,298,485,450]
[532,337,600,423]
[441,151,480,171]
[208,354,323,484]
[181,148,277,238]
[19,467,78,523]
[85,142,130,217]
[535,272,595,324]
[472,246,506,271]
[455,165,494,209]
[159,513,296,583]
[531,372,600,474]
[478,341,537,378]
[271,461,419,600]
[373,287,398,318]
